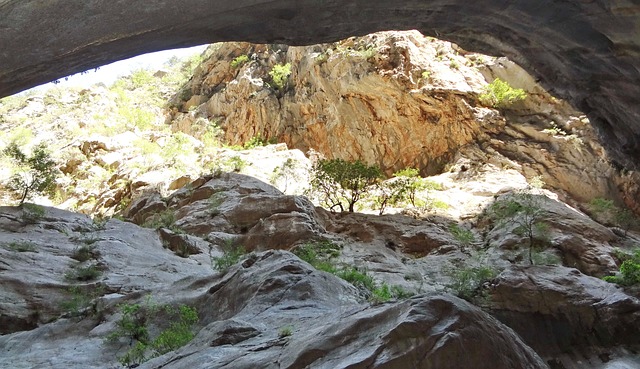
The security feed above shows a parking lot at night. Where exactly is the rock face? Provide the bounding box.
[173,31,640,214]
[1,0,639,169]
[490,266,640,367]
[0,206,549,368]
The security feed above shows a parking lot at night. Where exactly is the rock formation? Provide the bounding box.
[1,32,640,369]
[172,32,640,214]
[1,0,639,170]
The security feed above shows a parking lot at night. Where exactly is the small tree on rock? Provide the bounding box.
[310,158,382,212]
[3,142,58,205]
[489,185,549,265]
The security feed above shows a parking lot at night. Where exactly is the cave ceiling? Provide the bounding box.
[1,0,639,168]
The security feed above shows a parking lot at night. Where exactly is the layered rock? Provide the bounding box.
[490,266,640,367]
[0,206,549,369]
[173,31,640,214]
[1,0,640,171]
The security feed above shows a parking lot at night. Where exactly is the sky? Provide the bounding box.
[25,44,209,93]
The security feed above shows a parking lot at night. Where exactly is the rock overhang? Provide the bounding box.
[1,0,639,168]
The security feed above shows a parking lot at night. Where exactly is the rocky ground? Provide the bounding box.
[1,31,640,368]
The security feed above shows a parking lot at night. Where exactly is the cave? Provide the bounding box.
[1,0,639,171]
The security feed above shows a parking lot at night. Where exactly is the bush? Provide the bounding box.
[4,240,37,252]
[309,159,382,212]
[270,158,299,193]
[588,198,638,236]
[142,209,183,233]
[230,55,250,69]
[374,168,424,215]
[65,264,102,282]
[278,325,293,338]
[449,223,475,246]
[268,63,292,91]
[211,240,246,272]
[293,240,341,273]
[3,142,58,204]
[489,189,548,265]
[479,78,526,108]
[20,203,45,223]
[446,266,497,302]
[108,298,199,366]
[604,248,640,286]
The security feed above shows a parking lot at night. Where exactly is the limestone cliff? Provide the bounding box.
[172,31,640,214]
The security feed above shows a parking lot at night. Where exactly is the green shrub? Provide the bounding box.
[60,285,104,317]
[588,198,638,235]
[278,325,293,338]
[270,158,299,193]
[211,240,246,272]
[242,134,269,149]
[142,209,183,233]
[336,267,377,292]
[3,142,58,205]
[65,264,102,282]
[446,266,497,302]
[293,240,341,273]
[4,240,37,252]
[108,297,198,365]
[449,223,475,246]
[20,203,46,224]
[71,244,100,262]
[268,63,292,91]
[230,55,250,69]
[604,248,640,286]
[309,159,382,212]
[150,305,199,356]
[374,168,425,215]
[479,78,527,108]
[488,189,548,265]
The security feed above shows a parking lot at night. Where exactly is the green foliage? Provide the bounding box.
[449,223,475,246]
[356,46,377,60]
[230,55,250,69]
[489,188,548,265]
[207,193,225,216]
[71,244,100,262]
[242,134,269,149]
[60,285,104,317]
[3,142,58,204]
[293,240,410,303]
[108,297,198,366]
[4,240,37,252]
[211,240,246,272]
[310,159,382,212]
[374,168,425,214]
[270,158,299,193]
[604,248,640,286]
[268,63,292,91]
[278,325,293,338]
[479,78,527,108]
[293,240,342,273]
[336,267,377,292]
[142,209,182,233]
[446,266,497,302]
[589,198,638,235]
[151,305,199,355]
[20,203,45,223]
[65,264,102,282]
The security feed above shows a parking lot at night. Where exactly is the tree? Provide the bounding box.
[489,187,548,265]
[3,142,58,205]
[374,168,422,215]
[310,159,382,212]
